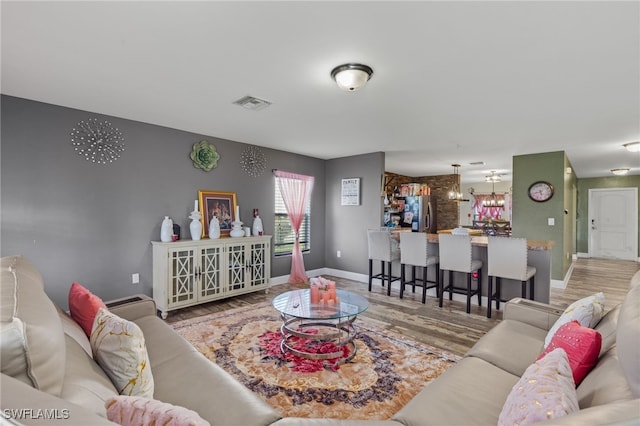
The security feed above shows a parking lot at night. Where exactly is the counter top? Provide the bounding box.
[426,234,555,251]
[436,229,484,236]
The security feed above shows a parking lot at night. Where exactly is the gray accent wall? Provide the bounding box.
[324,153,385,274]
[1,95,332,309]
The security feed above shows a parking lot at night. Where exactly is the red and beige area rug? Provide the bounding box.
[170,302,460,420]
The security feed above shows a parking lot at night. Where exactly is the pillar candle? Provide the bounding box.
[194,200,198,212]
[235,205,240,222]
[310,286,320,304]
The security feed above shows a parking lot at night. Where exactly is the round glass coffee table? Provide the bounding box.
[272,289,369,363]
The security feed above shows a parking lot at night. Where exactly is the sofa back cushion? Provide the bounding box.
[0,255,66,396]
[616,270,640,398]
[576,345,633,408]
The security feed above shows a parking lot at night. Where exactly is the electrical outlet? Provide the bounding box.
[547,218,555,226]
[336,250,341,258]
[132,273,140,284]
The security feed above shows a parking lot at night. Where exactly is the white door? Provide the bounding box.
[589,188,638,260]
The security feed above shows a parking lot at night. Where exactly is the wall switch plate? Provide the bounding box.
[548,218,555,226]
[132,273,140,284]
[336,250,341,258]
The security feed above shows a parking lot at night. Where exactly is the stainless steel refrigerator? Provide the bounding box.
[399,195,437,233]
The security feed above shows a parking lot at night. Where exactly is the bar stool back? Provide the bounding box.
[399,232,439,303]
[367,229,401,295]
[438,234,482,314]
[487,236,536,318]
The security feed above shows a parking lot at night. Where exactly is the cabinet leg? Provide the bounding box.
[161,311,168,320]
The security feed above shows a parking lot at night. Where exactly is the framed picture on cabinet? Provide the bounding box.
[198,190,237,237]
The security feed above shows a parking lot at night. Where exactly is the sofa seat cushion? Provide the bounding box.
[133,315,198,366]
[392,357,519,426]
[465,319,547,376]
[151,350,281,426]
[60,334,118,418]
[0,255,66,396]
[616,270,640,398]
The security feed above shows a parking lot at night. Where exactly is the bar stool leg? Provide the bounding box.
[487,276,493,318]
[521,281,526,299]
[496,277,501,311]
[368,259,373,291]
[435,266,440,299]
[400,264,406,299]
[477,269,482,307]
[466,272,472,314]
[438,269,445,308]
[422,266,427,304]
[412,265,416,293]
[448,270,454,300]
[386,262,392,296]
[380,261,385,287]
[530,276,535,300]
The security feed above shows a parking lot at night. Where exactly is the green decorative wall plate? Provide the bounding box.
[190,140,220,172]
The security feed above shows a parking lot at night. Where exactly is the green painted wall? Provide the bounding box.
[512,151,571,281]
[576,176,640,254]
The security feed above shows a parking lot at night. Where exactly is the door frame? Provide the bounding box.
[588,187,638,261]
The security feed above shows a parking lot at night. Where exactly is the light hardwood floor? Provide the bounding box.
[165,258,638,357]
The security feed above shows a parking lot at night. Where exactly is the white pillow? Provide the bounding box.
[90,308,154,398]
[544,292,605,348]
[498,348,579,426]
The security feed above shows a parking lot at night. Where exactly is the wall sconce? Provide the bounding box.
[623,142,640,152]
[331,63,373,91]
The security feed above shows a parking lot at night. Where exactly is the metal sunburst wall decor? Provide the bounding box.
[70,118,125,164]
[240,145,267,177]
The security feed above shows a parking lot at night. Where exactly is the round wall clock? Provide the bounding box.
[528,181,554,202]
[70,118,125,164]
[240,145,267,177]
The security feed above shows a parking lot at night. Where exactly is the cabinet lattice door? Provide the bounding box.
[169,247,196,306]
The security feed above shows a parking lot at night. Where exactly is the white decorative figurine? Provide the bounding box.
[189,200,203,241]
[252,208,263,236]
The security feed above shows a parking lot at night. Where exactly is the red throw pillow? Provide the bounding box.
[537,320,601,386]
[69,282,107,336]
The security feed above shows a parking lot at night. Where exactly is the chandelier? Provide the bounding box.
[448,164,463,201]
[483,171,504,208]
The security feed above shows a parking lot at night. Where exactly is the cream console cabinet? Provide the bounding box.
[151,236,271,319]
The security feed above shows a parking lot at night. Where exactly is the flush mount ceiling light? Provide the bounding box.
[330,63,373,91]
[611,168,630,175]
[623,141,640,152]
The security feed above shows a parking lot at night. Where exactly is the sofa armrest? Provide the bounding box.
[1,374,116,425]
[105,294,157,321]
[503,298,563,331]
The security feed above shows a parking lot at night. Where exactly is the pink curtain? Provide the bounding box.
[472,194,504,221]
[274,170,315,284]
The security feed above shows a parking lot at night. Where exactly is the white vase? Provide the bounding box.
[190,219,202,241]
[160,216,173,242]
[252,215,263,236]
[230,221,245,238]
[209,216,220,239]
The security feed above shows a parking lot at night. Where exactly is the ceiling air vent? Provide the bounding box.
[469,161,485,166]
[232,95,272,111]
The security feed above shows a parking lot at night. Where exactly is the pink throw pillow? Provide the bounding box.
[68,281,107,336]
[498,348,579,426]
[537,320,601,386]
[105,395,210,426]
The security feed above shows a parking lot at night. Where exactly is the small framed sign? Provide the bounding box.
[341,178,361,206]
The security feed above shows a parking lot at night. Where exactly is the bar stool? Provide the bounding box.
[487,236,536,318]
[438,234,482,314]
[367,229,401,295]
[399,232,439,303]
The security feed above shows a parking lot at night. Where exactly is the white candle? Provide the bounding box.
[235,205,240,222]
[194,200,198,212]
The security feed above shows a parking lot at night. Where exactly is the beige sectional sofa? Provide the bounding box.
[1,254,639,426]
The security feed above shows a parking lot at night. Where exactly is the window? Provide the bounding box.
[274,177,311,256]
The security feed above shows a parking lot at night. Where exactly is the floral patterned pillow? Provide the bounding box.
[498,348,579,426]
[544,292,605,348]
[90,308,154,398]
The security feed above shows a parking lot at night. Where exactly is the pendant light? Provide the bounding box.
[448,164,463,201]
[482,171,504,208]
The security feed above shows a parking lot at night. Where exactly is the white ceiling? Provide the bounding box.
[2,1,639,183]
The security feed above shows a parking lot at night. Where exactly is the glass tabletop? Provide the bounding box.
[272,289,369,320]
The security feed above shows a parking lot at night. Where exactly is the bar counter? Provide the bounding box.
[420,233,555,304]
